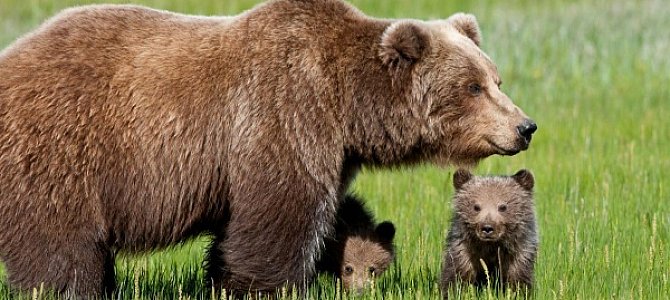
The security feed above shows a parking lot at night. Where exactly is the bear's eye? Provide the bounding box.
[473,204,481,212]
[498,204,507,212]
[468,83,482,95]
[368,267,376,275]
[344,266,354,275]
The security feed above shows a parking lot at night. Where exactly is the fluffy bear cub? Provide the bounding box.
[441,169,538,297]
[317,194,395,294]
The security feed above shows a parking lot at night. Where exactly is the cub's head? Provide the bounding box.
[451,169,535,242]
[379,14,536,166]
[339,222,395,294]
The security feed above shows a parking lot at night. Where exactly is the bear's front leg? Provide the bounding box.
[504,247,536,296]
[204,234,228,292]
[211,175,338,295]
[441,241,477,298]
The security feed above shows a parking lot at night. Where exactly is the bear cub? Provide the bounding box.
[317,194,395,294]
[441,169,538,296]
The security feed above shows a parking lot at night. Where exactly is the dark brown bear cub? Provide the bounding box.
[316,194,395,294]
[441,169,538,297]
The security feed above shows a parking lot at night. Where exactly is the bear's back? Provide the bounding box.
[0,5,242,252]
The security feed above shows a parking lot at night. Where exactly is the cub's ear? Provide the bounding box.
[380,21,431,69]
[512,169,534,191]
[375,221,396,243]
[447,13,481,46]
[453,169,473,190]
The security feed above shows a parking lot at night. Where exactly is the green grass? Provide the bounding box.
[1,0,669,298]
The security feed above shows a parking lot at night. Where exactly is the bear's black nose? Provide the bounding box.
[517,119,537,141]
[481,225,494,235]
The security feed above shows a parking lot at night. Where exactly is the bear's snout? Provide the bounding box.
[480,224,494,235]
[516,119,537,146]
[476,222,502,241]
[478,223,497,239]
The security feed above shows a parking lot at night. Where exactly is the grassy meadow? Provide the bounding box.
[1,0,669,298]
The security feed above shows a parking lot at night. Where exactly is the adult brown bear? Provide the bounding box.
[0,0,536,297]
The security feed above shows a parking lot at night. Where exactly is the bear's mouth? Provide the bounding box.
[476,235,500,242]
[486,139,521,156]
[475,232,503,242]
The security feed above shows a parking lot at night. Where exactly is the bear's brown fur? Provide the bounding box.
[315,194,395,294]
[0,0,535,297]
[441,169,538,297]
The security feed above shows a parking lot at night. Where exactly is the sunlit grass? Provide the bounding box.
[1,0,669,298]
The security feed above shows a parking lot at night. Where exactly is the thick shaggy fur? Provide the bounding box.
[441,170,538,296]
[0,0,535,297]
[315,194,395,293]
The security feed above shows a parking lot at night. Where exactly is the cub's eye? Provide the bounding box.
[498,204,507,212]
[344,266,354,275]
[473,204,481,212]
[368,267,376,275]
[468,83,482,95]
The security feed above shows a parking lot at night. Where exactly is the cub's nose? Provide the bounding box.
[481,225,495,235]
[516,119,537,141]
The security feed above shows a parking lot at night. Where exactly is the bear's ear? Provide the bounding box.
[447,13,482,46]
[375,221,396,243]
[380,21,430,70]
[512,169,534,191]
[453,169,473,190]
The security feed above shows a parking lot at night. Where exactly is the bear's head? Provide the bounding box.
[339,221,395,294]
[451,169,534,242]
[379,14,536,166]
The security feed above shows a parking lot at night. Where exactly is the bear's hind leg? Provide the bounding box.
[4,238,115,299]
[64,240,116,299]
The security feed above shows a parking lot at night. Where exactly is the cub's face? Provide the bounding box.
[340,237,393,294]
[379,14,536,166]
[339,222,395,294]
[452,169,535,242]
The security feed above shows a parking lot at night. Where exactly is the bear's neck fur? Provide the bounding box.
[219,0,435,169]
